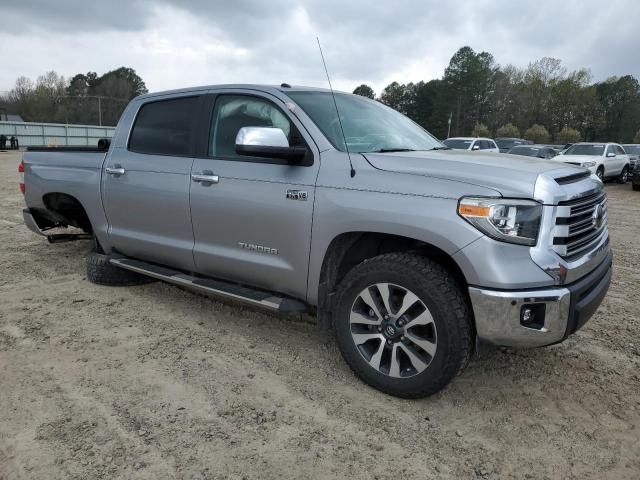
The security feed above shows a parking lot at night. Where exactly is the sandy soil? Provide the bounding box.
[1,150,639,480]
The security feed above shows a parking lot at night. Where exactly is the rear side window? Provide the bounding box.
[129,97,198,156]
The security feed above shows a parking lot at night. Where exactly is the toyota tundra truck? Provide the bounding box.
[20,84,612,398]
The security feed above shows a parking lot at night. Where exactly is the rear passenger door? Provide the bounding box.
[101,95,203,271]
[604,145,617,177]
[189,91,320,299]
[614,145,628,174]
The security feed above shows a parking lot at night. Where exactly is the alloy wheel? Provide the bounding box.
[349,283,437,378]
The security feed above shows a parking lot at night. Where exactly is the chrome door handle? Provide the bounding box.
[105,166,125,176]
[191,173,219,184]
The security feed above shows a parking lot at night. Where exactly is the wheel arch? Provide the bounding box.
[316,231,470,329]
[41,192,93,233]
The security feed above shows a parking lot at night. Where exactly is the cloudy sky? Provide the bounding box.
[1,0,638,95]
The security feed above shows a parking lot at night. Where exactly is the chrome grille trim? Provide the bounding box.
[552,191,608,258]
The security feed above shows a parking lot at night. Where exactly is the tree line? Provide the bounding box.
[0,67,147,126]
[354,46,640,144]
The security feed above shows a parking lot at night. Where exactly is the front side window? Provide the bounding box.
[615,145,625,155]
[129,96,198,156]
[286,91,441,154]
[209,95,304,160]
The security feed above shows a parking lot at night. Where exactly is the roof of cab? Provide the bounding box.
[134,84,338,101]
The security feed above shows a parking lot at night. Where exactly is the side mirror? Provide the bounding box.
[606,152,616,158]
[235,127,306,163]
[471,145,480,151]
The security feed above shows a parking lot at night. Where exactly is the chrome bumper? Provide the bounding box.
[469,251,612,348]
[23,208,44,236]
[469,287,570,348]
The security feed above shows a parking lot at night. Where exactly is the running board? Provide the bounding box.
[47,233,94,243]
[108,257,307,313]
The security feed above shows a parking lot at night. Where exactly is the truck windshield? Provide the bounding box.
[623,145,640,154]
[286,91,442,153]
[565,144,605,156]
[442,139,473,149]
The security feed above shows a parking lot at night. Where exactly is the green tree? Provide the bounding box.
[555,126,581,144]
[524,124,550,143]
[379,81,410,114]
[352,84,375,99]
[443,46,497,136]
[594,75,640,142]
[471,122,491,137]
[496,123,520,138]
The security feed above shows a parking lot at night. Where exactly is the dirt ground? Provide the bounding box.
[0,150,639,480]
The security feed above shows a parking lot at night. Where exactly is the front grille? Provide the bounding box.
[552,191,607,259]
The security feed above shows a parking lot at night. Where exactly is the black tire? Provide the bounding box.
[617,166,629,184]
[596,167,604,181]
[86,251,155,286]
[333,253,473,398]
[633,183,640,191]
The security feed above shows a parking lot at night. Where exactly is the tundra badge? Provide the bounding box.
[238,242,279,255]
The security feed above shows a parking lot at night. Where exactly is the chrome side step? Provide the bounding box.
[109,257,307,313]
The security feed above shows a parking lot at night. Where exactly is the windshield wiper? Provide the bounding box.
[429,146,451,150]
[368,148,417,153]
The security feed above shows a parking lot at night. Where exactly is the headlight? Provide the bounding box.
[581,161,596,168]
[458,197,542,246]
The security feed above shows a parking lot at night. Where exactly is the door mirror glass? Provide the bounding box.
[235,126,306,163]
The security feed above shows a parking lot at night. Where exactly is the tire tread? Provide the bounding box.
[334,252,473,398]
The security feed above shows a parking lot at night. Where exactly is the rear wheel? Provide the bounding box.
[333,253,473,398]
[86,250,155,286]
[617,166,629,184]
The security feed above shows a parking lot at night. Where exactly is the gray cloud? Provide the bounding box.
[1,0,638,94]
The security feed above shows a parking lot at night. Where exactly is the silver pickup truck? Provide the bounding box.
[20,84,612,398]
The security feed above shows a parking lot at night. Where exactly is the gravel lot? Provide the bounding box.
[1,150,639,480]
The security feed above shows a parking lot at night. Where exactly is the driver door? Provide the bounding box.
[189,91,320,299]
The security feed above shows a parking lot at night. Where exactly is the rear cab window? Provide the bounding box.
[128,96,199,156]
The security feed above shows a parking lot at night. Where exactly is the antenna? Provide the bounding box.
[316,37,355,178]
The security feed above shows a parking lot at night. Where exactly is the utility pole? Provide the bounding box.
[98,96,102,126]
[447,112,452,139]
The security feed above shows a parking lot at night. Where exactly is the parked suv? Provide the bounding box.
[443,137,499,152]
[496,137,529,153]
[622,144,639,175]
[20,85,612,398]
[507,145,557,159]
[559,142,630,182]
[632,157,640,191]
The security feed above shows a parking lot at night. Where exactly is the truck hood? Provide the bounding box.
[362,150,573,198]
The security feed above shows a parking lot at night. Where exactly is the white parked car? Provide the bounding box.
[442,137,499,153]
[558,142,630,182]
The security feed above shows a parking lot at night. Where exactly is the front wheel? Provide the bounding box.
[596,167,604,181]
[333,253,473,398]
[617,166,629,184]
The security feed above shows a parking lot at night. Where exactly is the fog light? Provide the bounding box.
[520,304,546,330]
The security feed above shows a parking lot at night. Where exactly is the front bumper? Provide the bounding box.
[469,250,612,348]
